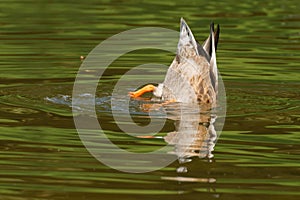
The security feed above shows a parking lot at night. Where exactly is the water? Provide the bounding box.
[0,0,300,199]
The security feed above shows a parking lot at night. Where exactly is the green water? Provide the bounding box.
[1,0,300,199]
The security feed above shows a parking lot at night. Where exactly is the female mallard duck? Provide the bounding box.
[129,18,220,106]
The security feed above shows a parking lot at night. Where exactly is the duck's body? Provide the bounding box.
[130,18,220,106]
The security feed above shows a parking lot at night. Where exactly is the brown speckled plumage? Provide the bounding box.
[158,18,220,106]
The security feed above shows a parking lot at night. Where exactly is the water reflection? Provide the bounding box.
[139,100,219,171]
[163,104,217,162]
[157,103,218,190]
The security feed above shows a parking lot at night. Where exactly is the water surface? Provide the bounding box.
[0,0,299,199]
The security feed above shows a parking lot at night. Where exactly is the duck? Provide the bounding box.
[129,18,220,106]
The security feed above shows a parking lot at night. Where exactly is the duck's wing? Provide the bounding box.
[208,23,219,94]
[215,24,220,51]
[202,23,220,57]
[210,23,220,95]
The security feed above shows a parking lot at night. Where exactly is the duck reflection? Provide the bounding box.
[163,103,217,163]
[159,103,218,194]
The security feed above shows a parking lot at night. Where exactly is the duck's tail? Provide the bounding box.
[203,22,220,58]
